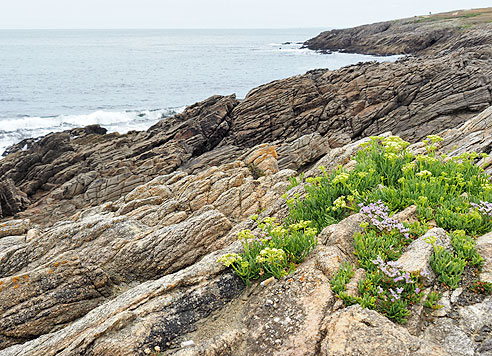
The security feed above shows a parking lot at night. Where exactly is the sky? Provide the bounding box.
[0,0,491,29]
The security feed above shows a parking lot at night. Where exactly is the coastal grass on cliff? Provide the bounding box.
[217,217,317,285]
[218,134,492,322]
[290,135,491,322]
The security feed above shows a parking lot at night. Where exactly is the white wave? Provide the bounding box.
[277,47,323,55]
[0,107,185,157]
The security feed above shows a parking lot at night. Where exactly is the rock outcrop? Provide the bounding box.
[304,8,492,56]
[1,7,492,356]
[1,50,492,224]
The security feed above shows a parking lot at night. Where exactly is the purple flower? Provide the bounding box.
[471,201,492,217]
[403,272,412,284]
[359,201,411,237]
[393,276,404,282]
[389,288,400,300]
[415,287,420,294]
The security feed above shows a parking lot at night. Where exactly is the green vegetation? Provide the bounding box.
[469,280,492,294]
[430,243,467,289]
[289,135,491,322]
[217,217,317,285]
[330,261,354,295]
[287,135,492,235]
[414,9,492,26]
[219,134,491,323]
[424,291,443,309]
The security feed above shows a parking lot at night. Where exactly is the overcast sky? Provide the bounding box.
[0,0,490,29]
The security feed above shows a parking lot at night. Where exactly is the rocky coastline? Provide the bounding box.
[1,7,492,356]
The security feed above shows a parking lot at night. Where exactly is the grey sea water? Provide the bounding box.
[0,29,400,154]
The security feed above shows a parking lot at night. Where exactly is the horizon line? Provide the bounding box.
[0,27,329,31]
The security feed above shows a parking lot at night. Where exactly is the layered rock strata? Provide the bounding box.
[1,7,492,356]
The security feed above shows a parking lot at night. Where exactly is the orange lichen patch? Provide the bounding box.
[259,146,278,159]
[299,275,305,281]
[0,281,3,285]
[12,276,19,283]
[0,287,2,292]
[252,146,278,165]
[48,269,53,274]
[53,262,60,267]
[61,260,67,264]
[287,278,294,283]
[14,284,19,289]
[23,275,29,280]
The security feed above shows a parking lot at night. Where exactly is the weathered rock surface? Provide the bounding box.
[0,179,30,218]
[397,228,450,284]
[434,105,492,174]
[476,232,492,283]
[319,305,448,356]
[0,95,239,223]
[2,8,492,356]
[0,219,30,239]
[222,53,491,151]
[2,42,492,223]
[319,213,369,263]
[0,148,294,345]
[0,247,245,356]
[424,297,492,356]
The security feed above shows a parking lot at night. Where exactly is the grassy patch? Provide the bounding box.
[217,217,317,285]
[290,135,491,322]
[219,134,492,323]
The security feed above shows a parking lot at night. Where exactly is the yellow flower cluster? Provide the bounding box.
[256,247,286,264]
[332,172,350,185]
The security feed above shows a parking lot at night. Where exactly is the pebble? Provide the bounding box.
[451,287,463,303]
[181,340,195,348]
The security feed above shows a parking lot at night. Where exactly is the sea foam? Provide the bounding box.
[0,107,184,157]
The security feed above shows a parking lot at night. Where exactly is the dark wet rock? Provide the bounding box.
[0,179,30,218]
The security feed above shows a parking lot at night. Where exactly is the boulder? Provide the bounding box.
[319,213,370,262]
[319,305,449,356]
[396,228,450,284]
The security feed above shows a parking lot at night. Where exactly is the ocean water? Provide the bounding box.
[0,29,400,155]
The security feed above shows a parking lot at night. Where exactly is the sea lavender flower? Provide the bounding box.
[359,200,410,238]
[403,272,412,284]
[373,255,413,285]
[393,275,404,282]
[389,288,401,300]
[470,200,492,217]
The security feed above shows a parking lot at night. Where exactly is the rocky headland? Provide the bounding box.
[304,7,492,56]
[1,7,492,356]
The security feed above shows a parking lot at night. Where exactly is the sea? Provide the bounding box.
[0,29,400,155]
